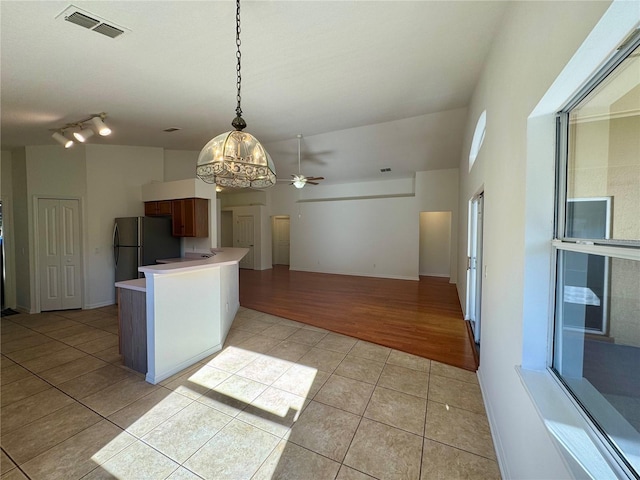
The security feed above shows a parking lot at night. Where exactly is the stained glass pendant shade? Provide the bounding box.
[197,131,276,188]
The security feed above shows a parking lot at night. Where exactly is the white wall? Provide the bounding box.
[293,194,419,279]
[8,148,29,311]
[263,169,459,282]
[419,211,451,277]
[85,145,165,308]
[164,149,198,181]
[263,108,468,180]
[8,143,222,311]
[25,145,87,313]
[456,1,614,478]
[1,150,16,308]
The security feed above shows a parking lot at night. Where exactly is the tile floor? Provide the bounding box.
[1,306,500,480]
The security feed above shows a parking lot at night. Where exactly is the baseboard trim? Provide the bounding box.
[83,301,116,310]
[290,267,419,282]
[419,272,450,278]
[477,367,510,480]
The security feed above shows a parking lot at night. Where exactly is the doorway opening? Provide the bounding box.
[466,192,484,348]
[272,216,290,267]
[418,211,452,278]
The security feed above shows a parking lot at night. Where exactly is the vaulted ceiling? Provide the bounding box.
[1,1,508,182]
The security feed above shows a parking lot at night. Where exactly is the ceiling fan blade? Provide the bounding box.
[306,181,319,185]
[305,177,325,181]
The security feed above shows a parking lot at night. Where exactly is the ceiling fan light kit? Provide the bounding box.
[50,112,112,148]
[196,0,276,189]
[280,134,325,189]
[293,177,306,189]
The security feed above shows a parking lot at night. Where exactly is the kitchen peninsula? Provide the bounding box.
[115,248,248,384]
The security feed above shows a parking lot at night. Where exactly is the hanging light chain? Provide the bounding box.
[235,0,242,118]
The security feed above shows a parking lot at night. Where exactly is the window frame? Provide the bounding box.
[551,28,640,478]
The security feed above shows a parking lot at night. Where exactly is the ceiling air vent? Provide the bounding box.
[57,5,128,39]
[92,23,124,39]
[65,11,99,29]
[380,167,392,173]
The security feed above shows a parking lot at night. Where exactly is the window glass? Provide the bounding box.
[554,252,640,471]
[469,110,486,171]
[565,43,640,242]
[553,36,640,476]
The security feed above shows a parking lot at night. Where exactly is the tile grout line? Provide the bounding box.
[1,445,33,480]
[1,315,121,369]
[4,309,496,478]
[419,357,432,480]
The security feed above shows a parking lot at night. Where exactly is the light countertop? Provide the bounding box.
[139,247,249,275]
[115,248,248,291]
[115,278,147,292]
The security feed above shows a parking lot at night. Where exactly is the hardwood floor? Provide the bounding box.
[239,266,478,371]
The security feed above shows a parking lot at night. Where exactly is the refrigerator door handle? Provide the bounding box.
[113,223,119,266]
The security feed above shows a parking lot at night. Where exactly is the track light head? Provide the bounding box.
[52,131,74,148]
[73,126,94,142]
[90,116,111,136]
[51,112,111,146]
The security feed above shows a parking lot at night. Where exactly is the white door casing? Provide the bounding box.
[236,214,255,269]
[466,193,484,344]
[38,198,82,311]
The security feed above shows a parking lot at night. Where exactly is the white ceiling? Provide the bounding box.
[1,1,508,183]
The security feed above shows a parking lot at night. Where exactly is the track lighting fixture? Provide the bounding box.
[90,116,111,136]
[73,126,94,142]
[50,112,111,147]
[52,131,74,148]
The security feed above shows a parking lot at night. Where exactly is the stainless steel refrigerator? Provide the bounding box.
[113,216,181,282]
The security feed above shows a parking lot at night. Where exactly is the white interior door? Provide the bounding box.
[38,198,82,311]
[466,193,484,344]
[273,216,290,266]
[236,215,255,269]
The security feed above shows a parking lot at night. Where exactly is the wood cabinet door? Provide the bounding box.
[183,199,196,235]
[172,199,186,236]
[194,198,209,237]
[171,198,209,237]
[156,200,172,216]
[144,202,157,216]
[145,201,172,216]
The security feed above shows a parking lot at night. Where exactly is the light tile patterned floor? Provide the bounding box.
[1,306,501,479]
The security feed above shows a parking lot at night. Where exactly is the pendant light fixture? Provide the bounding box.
[196,0,276,189]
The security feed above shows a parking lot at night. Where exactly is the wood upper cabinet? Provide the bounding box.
[172,198,208,237]
[144,200,172,216]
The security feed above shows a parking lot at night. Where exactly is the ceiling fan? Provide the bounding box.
[280,134,325,189]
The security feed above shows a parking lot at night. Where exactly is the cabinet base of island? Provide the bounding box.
[118,288,147,374]
[116,248,248,385]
